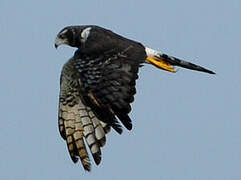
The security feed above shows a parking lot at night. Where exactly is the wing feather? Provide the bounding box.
[73,48,142,130]
[58,59,111,171]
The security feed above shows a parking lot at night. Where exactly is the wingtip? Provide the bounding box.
[93,151,102,165]
[125,123,132,130]
[70,155,79,163]
[112,122,123,134]
[116,113,133,131]
[83,163,91,172]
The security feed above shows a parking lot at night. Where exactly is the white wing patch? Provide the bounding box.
[81,27,92,43]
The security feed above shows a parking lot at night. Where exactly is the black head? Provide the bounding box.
[55,26,90,48]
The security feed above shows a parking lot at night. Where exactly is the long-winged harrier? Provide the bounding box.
[55,25,215,171]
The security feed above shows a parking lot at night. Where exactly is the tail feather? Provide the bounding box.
[158,53,215,74]
[145,47,215,74]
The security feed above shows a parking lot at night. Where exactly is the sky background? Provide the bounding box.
[1,0,241,179]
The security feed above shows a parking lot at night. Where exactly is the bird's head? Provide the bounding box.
[55,26,91,49]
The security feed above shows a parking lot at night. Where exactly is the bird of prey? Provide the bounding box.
[55,25,215,171]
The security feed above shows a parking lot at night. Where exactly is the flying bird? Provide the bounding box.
[55,25,215,171]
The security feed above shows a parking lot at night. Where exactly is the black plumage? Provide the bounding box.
[55,25,215,171]
[57,25,147,131]
[73,48,141,131]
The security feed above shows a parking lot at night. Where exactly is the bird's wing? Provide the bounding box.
[58,59,111,171]
[73,48,141,131]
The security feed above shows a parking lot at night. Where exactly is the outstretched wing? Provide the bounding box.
[73,47,144,130]
[58,59,111,171]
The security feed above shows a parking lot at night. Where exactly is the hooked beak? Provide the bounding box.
[55,37,68,49]
[54,43,58,49]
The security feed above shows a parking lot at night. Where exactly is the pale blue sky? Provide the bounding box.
[1,0,241,179]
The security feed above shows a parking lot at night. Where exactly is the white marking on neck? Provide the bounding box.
[81,27,92,43]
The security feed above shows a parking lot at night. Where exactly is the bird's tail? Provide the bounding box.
[145,47,215,74]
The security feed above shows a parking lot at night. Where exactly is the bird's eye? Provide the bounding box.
[59,34,65,39]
